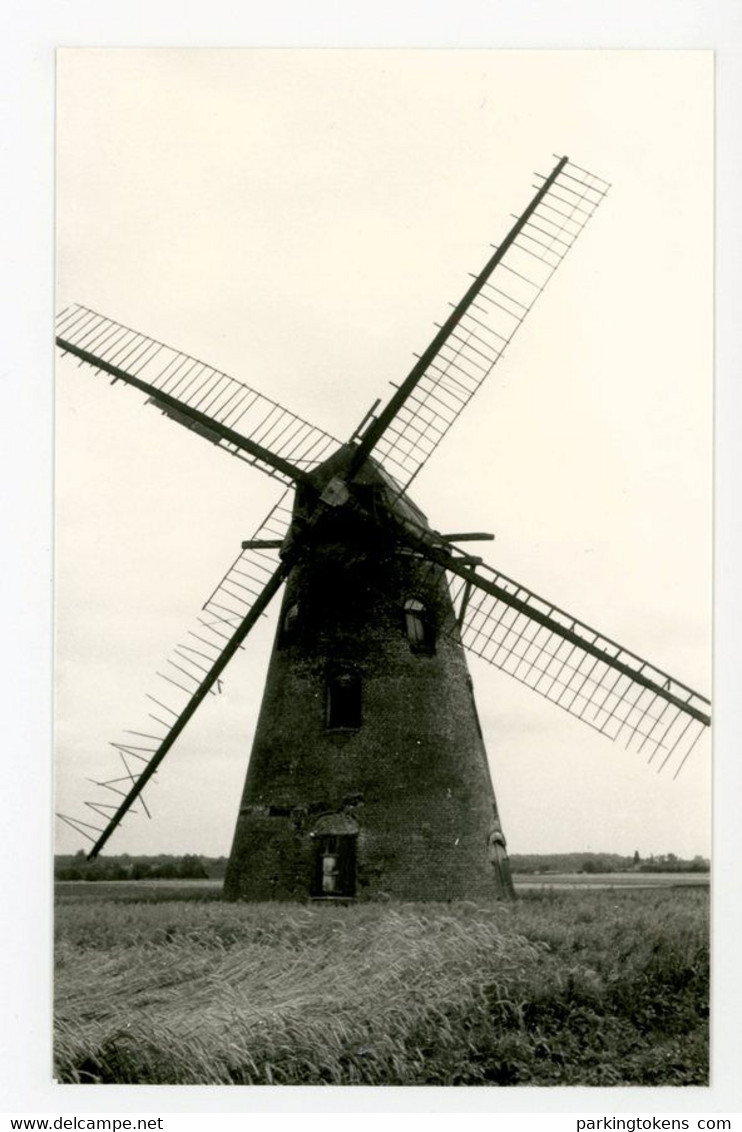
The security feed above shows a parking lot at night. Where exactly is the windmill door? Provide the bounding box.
[314,834,356,898]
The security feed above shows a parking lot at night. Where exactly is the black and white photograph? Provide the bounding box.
[52,49,712,1090]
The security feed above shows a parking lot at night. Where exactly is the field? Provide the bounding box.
[54,880,709,1087]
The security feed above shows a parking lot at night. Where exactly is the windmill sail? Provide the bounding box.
[351,156,609,491]
[56,305,338,485]
[201,490,294,629]
[56,150,710,899]
[56,494,294,857]
[403,538,710,779]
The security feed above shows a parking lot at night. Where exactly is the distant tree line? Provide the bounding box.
[54,852,228,882]
[509,851,710,875]
[55,850,710,882]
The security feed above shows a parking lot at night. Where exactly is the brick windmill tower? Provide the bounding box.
[56,155,711,901]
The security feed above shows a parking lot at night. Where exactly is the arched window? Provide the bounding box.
[404,597,434,652]
[326,669,362,730]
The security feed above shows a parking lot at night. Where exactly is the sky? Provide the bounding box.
[54,49,713,860]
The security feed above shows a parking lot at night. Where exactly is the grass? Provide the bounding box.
[54,886,708,1087]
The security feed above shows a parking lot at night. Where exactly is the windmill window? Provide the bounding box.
[326,671,361,730]
[404,598,434,652]
[282,602,299,636]
[313,834,356,897]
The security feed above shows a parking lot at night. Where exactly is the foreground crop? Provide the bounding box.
[54,888,708,1086]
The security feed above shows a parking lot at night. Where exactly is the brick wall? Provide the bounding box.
[224,504,513,902]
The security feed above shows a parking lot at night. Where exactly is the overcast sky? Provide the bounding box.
[55,49,712,859]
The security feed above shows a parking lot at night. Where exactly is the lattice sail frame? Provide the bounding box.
[368,158,610,491]
[56,493,293,850]
[55,305,338,484]
[396,534,710,781]
[201,491,294,630]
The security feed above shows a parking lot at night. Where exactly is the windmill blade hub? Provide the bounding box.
[319,477,351,508]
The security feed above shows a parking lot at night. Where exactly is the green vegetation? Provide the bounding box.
[55,887,708,1086]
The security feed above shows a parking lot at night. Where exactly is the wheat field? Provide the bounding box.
[54,886,709,1086]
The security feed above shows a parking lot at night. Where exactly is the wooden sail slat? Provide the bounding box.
[351,158,608,493]
[389,519,710,778]
[56,306,339,484]
[58,492,293,857]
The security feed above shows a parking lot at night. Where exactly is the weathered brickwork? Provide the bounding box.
[224,455,514,902]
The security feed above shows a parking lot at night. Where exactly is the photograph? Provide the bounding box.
[53,49,712,1087]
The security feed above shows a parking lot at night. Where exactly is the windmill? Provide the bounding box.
[56,154,711,902]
